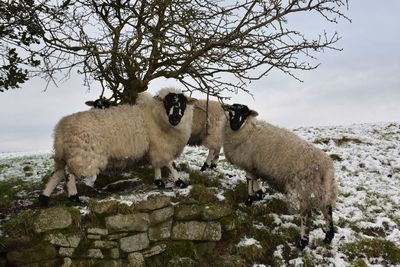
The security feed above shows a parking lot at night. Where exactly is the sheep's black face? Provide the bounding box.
[85,98,113,109]
[163,93,188,126]
[227,104,251,131]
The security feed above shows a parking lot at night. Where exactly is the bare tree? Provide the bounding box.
[1,0,349,102]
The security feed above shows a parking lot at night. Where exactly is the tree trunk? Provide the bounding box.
[119,79,148,104]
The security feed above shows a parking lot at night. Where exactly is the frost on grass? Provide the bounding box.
[1,122,400,266]
[237,237,262,248]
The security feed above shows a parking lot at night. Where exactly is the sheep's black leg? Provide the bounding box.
[39,194,50,207]
[322,205,335,243]
[200,162,210,171]
[244,178,255,206]
[68,194,82,204]
[175,179,187,188]
[165,162,187,189]
[254,189,264,201]
[298,209,312,250]
[154,179,165,188]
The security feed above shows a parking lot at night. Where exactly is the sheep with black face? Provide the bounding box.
[39,88,196,207]
[223,104,337,249]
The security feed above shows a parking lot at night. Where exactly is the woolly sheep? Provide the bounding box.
[85,94,226,171]
[188,99,226,171]
[134,94,226,171]
[223,104,337,249]
[39,88,196,207]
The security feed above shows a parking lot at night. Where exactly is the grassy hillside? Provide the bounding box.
[1,122,399,266]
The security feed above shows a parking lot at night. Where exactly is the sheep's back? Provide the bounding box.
[188,100,225,147]
[54,105,149,162]
[224,120,333,191]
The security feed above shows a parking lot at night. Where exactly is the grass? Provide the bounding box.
[0,176,42,211]
[343,238,400,265]
[189,184,218,203]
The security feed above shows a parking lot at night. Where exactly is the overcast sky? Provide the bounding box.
[1,0,399,153]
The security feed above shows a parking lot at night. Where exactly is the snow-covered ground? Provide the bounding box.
[1,122,399,265]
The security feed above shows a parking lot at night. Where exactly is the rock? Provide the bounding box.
[174,204,203,221]
[89,200,117,215]
[127,252,145,267]
[94,240,118,249]
[86,248,104,259]
[110,248,120,259]
[105,213,150,233]
[61,257,72,267]
[46,233,81,248]
[135,195,171,211]
[149,206,174,225]
[142,244,167,258]
[167,257,196,267]
[87,227,108,235]
[6,243,57,266]
[148,220,172,241]
[59,247,75,257]
[202,204,232,221]
[106,233,129,240]
[120,233,150,253]
[34,208,73,233]
[171,221,222,241]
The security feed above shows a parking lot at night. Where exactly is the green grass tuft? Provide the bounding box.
[189,184,218,203]
[189,171,219,187]
[343,238,400,264]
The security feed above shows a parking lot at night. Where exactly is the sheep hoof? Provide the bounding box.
[297,237,309,250]
[175,179,187,189]
[69,194,82,204]
[254,190,264,201]
[244,195,255,206]
[200,163,210,171]
[39,194,49,207]
[210,163,217,169]
[154,179,165,188]
[324,229,335,244]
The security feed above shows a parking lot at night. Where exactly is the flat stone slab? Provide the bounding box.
[34,207,73,233]
[128,252,145,267]
[120,233,150,253]
[87,227,108,235]
[46,233,81,248]
[105,213,150,233]
[149,206,174,225]
[149,220,172,241]
[171,221,222,241]
[94,240,118,249]
[135,195,171,211]
[174,204,203,221]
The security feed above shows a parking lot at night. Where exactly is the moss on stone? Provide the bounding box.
[223,182,248,207]
[189,171,220,187]
[88,199,136,216]
[189,184,218,203]
[2,210,37,237]
[6,241,57,266]
[145,241,198,267]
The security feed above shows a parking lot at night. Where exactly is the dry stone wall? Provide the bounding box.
[5,194,235,266]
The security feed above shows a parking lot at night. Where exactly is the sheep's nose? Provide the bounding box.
[169,115,181,126]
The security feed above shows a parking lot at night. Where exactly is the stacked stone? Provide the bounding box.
[5,194,236,266]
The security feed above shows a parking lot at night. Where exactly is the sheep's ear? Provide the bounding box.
[187,97,198,105]
[153,95,163,101]
[249,110,259,117]
[85,101,95,107]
